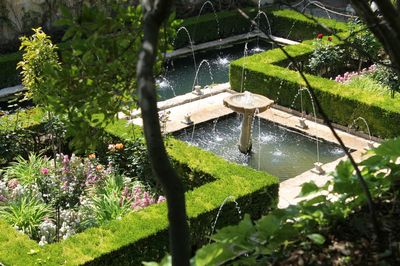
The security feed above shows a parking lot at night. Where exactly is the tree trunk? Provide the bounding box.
[136,1,191,265]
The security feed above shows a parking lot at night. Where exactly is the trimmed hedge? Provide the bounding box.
[230,36,400,139]
[0,108,279,265]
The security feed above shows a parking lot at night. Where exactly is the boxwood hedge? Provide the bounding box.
[230,36,400,139]
[0,108,279,265]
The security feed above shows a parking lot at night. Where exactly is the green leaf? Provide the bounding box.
[194,243,242,266]
[211,214,255,244]
[298,181,319,197]
[142,255,171,266]
[335,160,354,180]
[27,249,40,255]
[301,195,327,206]
[256,214,280,236]
[359,155,385,168]
[307,233,326,245]
[373,138,400,158]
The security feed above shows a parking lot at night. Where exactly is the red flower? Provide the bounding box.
[328,36,333,42]
[317,33,324,39]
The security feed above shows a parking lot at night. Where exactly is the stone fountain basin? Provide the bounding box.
[223,92,274,114]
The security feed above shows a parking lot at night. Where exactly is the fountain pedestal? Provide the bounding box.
[239,113,253,153]
[223,91,274,154]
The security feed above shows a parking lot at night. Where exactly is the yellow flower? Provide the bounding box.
[96,165,104,171]
[115,143,124,151]
[88,153,96,159]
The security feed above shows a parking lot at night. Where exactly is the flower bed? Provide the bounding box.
[0,149,165,246]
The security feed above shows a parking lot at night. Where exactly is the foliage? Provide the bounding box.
[346,19,381,62]
[0,150,163,245]
[307,35,345,76]
[0,195,51,240]
[2,153,50,185]
[17,27,60,104]
[369,60,400,97]
[345,74,388,95]
[184,138,400,265]
[0,108,66,166]
[16,2,177,149]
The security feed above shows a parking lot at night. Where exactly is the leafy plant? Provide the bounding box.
[154,138,400,265]
[369,61,400,98]
[347,19,381,64]
[17,27,60,104]
[0,195,52,239]
[307,35,345,77]
[85,174,132,225]
[3,153,50,185]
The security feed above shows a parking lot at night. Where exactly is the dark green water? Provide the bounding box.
[176,115,345,180]
[157,40,272,100]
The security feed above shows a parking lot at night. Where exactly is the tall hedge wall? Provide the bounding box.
[230,39,400,139]
[0,108,279,265]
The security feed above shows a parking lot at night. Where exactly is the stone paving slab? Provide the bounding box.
[129,90,233,133]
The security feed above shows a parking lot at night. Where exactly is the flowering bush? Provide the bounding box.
[307,34,345,77]
[0,149,165,245]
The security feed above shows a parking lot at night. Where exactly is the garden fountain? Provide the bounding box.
[223,91,274,153]
[349,117,374,149]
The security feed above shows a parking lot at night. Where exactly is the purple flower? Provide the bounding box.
[157,196,166,203]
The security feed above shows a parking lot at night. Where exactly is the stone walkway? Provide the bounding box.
[125,85,377,208]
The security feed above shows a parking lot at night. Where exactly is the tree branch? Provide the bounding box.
[137,0,190,265]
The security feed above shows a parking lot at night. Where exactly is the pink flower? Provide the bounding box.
[317,33,324,39]
[41,168,49,175]
[63,155,69,164]
[7,178,19,189]
[157,196,166,203]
